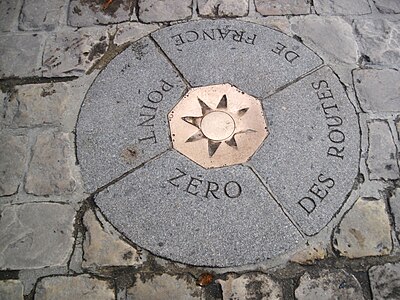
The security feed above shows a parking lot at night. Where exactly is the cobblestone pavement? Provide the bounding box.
[1,0,400,299]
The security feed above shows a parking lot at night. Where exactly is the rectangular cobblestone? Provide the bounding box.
[19,0,66,31]
[372,0,400,13]
[0,34,44,78]
[255,0,310,15]
[138,0,192,23]
[0,0,22,32]
[314,0,371,15]
[198,0,248,17]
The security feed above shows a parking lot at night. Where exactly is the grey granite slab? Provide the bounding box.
[151,19,322,98]
[95,150,303,267]
[76,37,187,192]
[251,67,360,236]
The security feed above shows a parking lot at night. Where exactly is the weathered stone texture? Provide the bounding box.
[0,203,75,269]
[354,19,400,68]
[0,0,22,32]
[389,189,400,243]
[25,131,76,196]
[127,273,202,299]
[19,0,65,31]
[82,210,146,269]
[0,280,24,300]
[138,0,192,23]
[290,242,327,265]
[4,83,69,127]
[367,121,399,180]
[113,23,159,46]
[198,0,248,17]
[255,0,310,15]
[291,16,358,64]
[295,269,364,300]
[0,134,28,196]
[354,69,400,113]
[35,275,114,300]
[68,0,132,27]
[369,263,400,300]
[373,0,400,13]
[216,273,283,300]
[0,34,43,78]
[314,0,371,15]
[333,198,392,258]
[42,28,109,77]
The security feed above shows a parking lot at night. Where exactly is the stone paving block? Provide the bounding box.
[42,28,109,77]
[198,0,248,17]
[25,131,77,196]
[290,242,327,265]
[255,0,310,15]
[252,67,360,235]
[369,262,400,299]
[0,280,24,300]
[354,19,400,68]
[68,0,132,27]
[354,69,400,113]
[0,134,28,196]
[216,273,283,299]
[373,0,400,13]
[367,120,399,181]
[95,150,303,267]
[0,0,22,32]
[332,197,392,258]
[76,37,186,192]
[0,203,75,269]
[19,0,65,31]
[82,210,146,269]
[35,275,114,300]
[113,22,159,46]
[127,273,202,300]
[389,188,400,243]
[295,269,364,300]
[152,19,322,98]
[4,83,69,128]
[0,34,44,78]
[138,0,192,23]
[314,0,371,15]
[291,16,358,65]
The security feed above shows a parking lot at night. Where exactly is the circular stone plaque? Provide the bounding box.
[76,20,360,267]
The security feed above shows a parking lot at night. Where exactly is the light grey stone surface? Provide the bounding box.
[138,0,192,23]
[373,0,400,13]
[0,134,28,196]
[25,131,77,196]
[95,150,303,267]
[0,0,22,32]
[291,16,358,65]
[152,19,322,99]
[19,0,65,31]
[354,69,400,113]
[0,203,75,269]
[367,120,399,180]
[42,28,109,77]
[295,269,364,300]
[252,67,360,235]
[354,19,400,68]
[3,83,69,127]
[127,273,202,300]
[0,34,44,78]
[82,209,146,269]
[35,275,114,300]
[68,0,132,27]
[76,37,186,192]
[389,188,400,243]
[0,280,24,300]
[255,0,310,15]
[369,263,400,300]
[314,0,371,15]
[198,0,248,17]
[332,197,392,258]
[216,273,283,299]
[112,22,160,46]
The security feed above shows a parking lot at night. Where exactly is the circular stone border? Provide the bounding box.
[76,20,360,267]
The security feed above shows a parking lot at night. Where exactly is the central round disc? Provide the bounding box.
[201,111,235,141]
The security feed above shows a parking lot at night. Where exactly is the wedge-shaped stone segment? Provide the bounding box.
[251,67,360,235]
[76,37,186,192]
[151,19,322,98]
[95,150,303,267]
